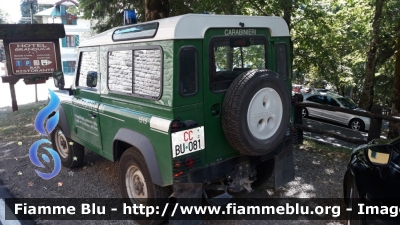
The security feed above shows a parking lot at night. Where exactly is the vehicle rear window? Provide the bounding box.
[275,42,288,80]
[210,36,267,93]
[179,46,198,96]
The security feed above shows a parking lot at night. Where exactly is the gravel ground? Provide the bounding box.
[0,140,349,225]
[0,102,350,225]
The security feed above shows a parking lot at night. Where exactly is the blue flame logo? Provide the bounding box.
[35,90,60,136]
[29,139,61,179]
[29,89,62,180]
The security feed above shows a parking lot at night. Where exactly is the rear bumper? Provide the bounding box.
[173,139,293,184]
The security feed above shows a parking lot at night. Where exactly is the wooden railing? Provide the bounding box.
[292,94,399,145]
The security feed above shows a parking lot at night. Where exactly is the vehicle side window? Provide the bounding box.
[306,95,324,104]
[179,46,198,96]
[77,51,98,88]
[275,43,288,79]
[108,50,132,93]
[326,97,340,107]
[108,48,162,99]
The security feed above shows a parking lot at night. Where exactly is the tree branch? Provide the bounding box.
[246,0,269,16]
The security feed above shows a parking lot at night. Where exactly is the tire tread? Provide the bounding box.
[222,69,291,156]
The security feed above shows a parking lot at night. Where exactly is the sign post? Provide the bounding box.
[0,24,65,111]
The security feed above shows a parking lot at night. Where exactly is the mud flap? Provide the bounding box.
[274,141,295,189]
[169,183,203,225]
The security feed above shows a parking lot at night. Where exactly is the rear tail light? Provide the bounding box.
[173,171,184,177]
[172,152,201,181]
[185,157,194,167]
[173,161,182,168]
[170,119,184,132]
[170,119,199,133]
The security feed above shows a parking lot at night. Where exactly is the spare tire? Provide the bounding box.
[222,69,290,156]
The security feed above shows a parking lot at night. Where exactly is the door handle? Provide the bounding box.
[210,103,221,117]
[88,113,97,119]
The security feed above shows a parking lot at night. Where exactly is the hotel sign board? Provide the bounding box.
[9,42,58,75]
[0,24,65,111]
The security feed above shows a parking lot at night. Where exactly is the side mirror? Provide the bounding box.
[52,71,65,88]
[86,71,97,88]
[365,144,393,166]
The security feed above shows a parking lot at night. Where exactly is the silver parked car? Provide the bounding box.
[302,92,370,131]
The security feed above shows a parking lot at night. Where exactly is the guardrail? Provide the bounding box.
[292,94,400,145]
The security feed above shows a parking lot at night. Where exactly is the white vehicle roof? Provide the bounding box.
[80,14,290,47]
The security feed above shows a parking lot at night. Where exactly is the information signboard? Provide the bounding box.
[8,42,58,75]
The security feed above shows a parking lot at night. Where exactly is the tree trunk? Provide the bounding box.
[145,0,169,22]
[281,0,294,74]
[358,0,384,110]
[226,47,234,71]
[387,19,400,139]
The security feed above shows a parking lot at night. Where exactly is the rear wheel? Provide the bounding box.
[51,126,84,168]
[119,147,171,225]
[349,119,365,131]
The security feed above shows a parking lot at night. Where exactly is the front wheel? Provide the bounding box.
[119,147,171,225]
[349,119,365,131]
[51,126,84,168]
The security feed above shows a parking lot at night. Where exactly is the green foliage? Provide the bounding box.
[214,44,266,70]
[66,6,79,16]
[19,0,38,24]
[0,8,11,24]
[76,0,399,107]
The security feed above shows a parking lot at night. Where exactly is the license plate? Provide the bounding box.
[171,126,205,158]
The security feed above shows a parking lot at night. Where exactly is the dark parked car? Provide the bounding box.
[344,137,400,225]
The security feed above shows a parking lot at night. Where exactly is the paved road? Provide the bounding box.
[303,117,388,149]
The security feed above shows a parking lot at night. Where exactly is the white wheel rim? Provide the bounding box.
[55,130,69,159]
[126,165,148,202]
[352,121,360,130]
[302,108,307,117]
[247,87,283,140]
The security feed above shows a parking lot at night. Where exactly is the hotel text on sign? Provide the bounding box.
[9,42,58,75]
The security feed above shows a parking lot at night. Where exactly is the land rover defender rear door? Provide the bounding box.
[203,28,270,162]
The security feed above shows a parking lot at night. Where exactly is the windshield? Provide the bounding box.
[337,97,357,109]
[210,37,266,92]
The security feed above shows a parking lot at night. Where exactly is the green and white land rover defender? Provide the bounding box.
[52,13,296,215]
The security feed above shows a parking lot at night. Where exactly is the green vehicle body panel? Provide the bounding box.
[56,26,293,187]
